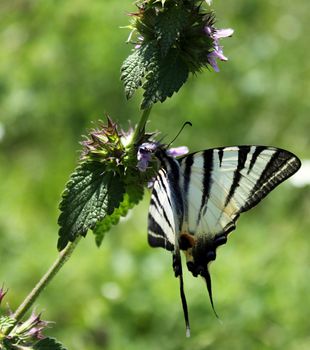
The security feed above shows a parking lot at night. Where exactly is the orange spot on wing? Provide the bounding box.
[179,232,196,250]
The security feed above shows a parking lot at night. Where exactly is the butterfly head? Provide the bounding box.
[137,142,189,172]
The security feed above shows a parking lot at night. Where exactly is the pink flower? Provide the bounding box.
[137,143,189,172]
[0,285,8,305]
[204,26,234,72]
[137,142,158,172]
[166,146,189,158]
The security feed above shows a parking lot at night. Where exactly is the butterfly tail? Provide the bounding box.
[202,268,219,319]
[173,252,191,337]
[180,271,191,337]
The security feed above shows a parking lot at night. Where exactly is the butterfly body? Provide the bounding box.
[147,144,301,335]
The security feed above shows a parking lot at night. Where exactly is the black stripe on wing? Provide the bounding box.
[183,154,194,223]
[218,148,224,166]
[148,213,175,251]
[197,150,214,224]
[157,171,173,209]
[224,146,250,207]
[156,148,184,221]
[247,146,265,174]
[242,148,301,212]
[148,150,184,252]
[150,195,173,232]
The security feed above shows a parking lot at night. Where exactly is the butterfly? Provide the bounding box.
[147,145,301,336]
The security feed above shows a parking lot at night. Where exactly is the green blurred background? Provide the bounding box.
[0,0,309,349]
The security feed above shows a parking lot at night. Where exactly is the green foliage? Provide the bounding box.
[1,336,67,350]
[121,0,214,109]
[0,316,15,338]
[122,41,189,109]
[121,43,156,100]
[34,337,68,350]
[1,339,14,350]
[57,162,125,250]
[58,115,151,249]
[0,318,65,350]
[93,195,129,247]
[154,5,187,57]
[141,48,189,109]
[93,180,144,246]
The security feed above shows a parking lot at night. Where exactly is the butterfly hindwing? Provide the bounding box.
[148,150,184,251]
[147,151,191,336]
[148,168,176,251]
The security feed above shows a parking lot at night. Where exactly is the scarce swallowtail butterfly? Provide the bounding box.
[146,144,301,337]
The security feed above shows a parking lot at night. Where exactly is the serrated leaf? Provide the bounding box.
[1,339,14,350]
[34,337,68,350]
[141,49,189,109]
[57,162,125,250]
[0,315,15,330]
[155,5,187,56]
[121,50,145,99]
[121,43,157,100]
[93,178,145,247]
[93,194,130,246]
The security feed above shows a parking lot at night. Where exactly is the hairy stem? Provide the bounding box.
[3,237,81,335]
[132,107,152,145]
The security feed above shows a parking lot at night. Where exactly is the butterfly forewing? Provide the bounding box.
[179,146,301,239]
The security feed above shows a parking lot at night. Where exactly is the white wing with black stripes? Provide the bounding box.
[148,167,178,251]
[178,146,301,275]
[147,144,301,336]
[147,150,191,336]
[148,149,184,251]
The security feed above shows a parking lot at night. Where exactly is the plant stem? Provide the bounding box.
[132,107,152,145]
[3,236,81,336]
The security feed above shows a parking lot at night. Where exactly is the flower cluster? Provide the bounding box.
[205,26,234,72]
[0,286,7,306]
[137,142,159,172]
[0,288,50,347]
[128,0,233,73]
[81,117,158,174]
[81,117,126,166]
[11,312,50,342]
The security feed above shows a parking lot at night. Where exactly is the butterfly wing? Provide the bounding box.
[148,167,178,251]
[177,146,300,314]
[147,145,300,331]
[178,146,301,273]
[147,152,191,336]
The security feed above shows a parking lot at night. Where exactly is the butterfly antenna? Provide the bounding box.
[179,272,191,337]
[167,121,192,149]
[202,269,219,319]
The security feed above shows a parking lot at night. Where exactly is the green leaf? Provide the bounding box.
[0,315,15,331]
[121,49,145,99]
[1,339,15,350]
[121,43,157,100]
[155,5,187,56]
[141,48,189,109]
[93,174,145,247]
[34,337,68,350]
[93,193,131,246]
[57,162,125,250]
